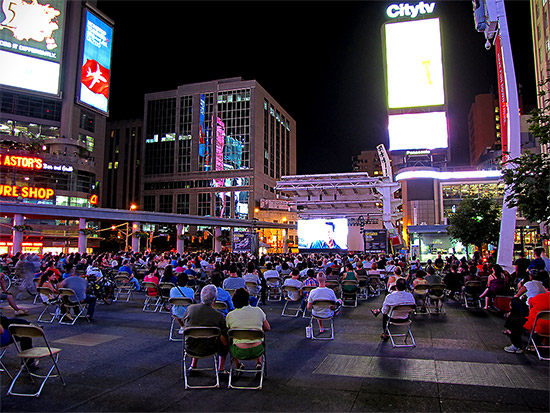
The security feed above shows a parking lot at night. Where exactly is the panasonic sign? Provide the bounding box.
[386,2,436,19]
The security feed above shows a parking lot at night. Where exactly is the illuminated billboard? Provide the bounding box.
[77,8,113,114]
[388,112,448,151]
[298,218,348,250]
[0,0,65,95]
[385,18,444,109]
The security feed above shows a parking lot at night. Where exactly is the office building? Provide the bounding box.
[142,77,296,222]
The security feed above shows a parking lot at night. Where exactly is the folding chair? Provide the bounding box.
[36,287,61,323]
[228,328,266,390]
[265,277,282,301]
[281,286,303,317]
[7,324,65,397]
[245,281,261,300]
[114,272,134,302]
[142,282,160,312]
[427,283,446,315]
[356,275,369,300]
[341,280,358,307]
[58,288,89,325]
[182,326,222,389]
[526,310,550,361]
[213,300,228,314]
[385,304,416,348]
[369,275,382,297]
[326,280,341,298]
[309,300,336,340]
[302,285,316,318]
[0,342,13,380]
[463,281,483,309]
[169,297,193,341]
[413,284,430,314]
[158,282,175,313]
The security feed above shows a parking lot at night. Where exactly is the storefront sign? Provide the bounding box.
[0,184,54,199]
[0,153,73,172]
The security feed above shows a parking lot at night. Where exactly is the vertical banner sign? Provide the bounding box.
[495,34,508,162]
[198,94,210,169]
[79,9,113,114]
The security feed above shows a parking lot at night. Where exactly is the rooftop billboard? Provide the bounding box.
[388,111,448,151]
[0,0,65,95]
[385,17,444,109]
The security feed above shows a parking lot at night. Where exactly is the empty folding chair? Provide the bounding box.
[36,287,61,323]
[526,310,550,361]
[326,280,341,298]
[302,285,316,318]
[369,275,382,297]
[385,304,416,348]
[158,282,175,312]
[281,286,303,317]
[228,328,266,390]
[213,300,228,314]
[58,288,89,325]
[182,326,222,389]
[309,299,336,340]
[356,275,369,300]
[0,342,13,380]
[245,281,261,301]
[413,284,430,314]
[7,324,65,397]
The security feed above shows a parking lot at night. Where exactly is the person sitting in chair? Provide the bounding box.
[226,288,270,377]
[182,285,229,375]
[371,278,415,341]
[307,273,342,333]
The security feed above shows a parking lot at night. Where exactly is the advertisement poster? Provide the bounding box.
[78,8,113,114]
[363,229,388,254]
[0,0,65,94]
[233,232,251,253]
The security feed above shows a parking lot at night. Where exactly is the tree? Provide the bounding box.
[447,196,501,253]
[501,78,550,226]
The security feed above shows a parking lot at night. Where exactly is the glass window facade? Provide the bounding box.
[216,89,250,170]
[145,98,176,175]
[197,193,211,216]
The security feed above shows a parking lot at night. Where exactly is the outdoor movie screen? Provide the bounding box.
[298,218,348,250]
[388,111,448,151]
[385,17,444,109]
[0,0,65,95]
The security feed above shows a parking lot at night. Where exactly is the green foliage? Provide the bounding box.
[501,78,550,226]
[447,196,501,249]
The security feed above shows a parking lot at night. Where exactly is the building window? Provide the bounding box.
[144,97,176,175]
[176,193,190,214]
[80,111,95,132]
[198,93,214,171]
[159,194,173,213]
[178,95,192,172]
[143,195,155,211]
[197,193,211,216]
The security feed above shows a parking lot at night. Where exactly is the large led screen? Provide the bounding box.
[385,18,444,109]
[388,111,448,151]
[78,8,113,114]
[0,0,65,95]
[298,218,348,250]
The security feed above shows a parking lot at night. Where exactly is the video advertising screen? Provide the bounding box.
[388,111,448,151]
[77,8,113,114]
[298,218,348,250]
[385,18,444,109]
[0,0,65,95]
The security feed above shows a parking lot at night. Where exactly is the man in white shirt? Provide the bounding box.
[263,263,280,281]
[307,273,342,332]
[282,269,303,301]
[372,278,415,340]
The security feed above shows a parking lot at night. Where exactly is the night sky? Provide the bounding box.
[96,0,535,174]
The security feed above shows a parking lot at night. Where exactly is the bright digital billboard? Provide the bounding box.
[385,18,444,109]
[0,0,65,95]
[77,8,113,114]
[388,111,448,151]
[298,218,348,250]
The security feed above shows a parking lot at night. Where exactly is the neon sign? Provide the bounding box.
[0,154,43,169]
[386,2,435,19]
[0,184,55,199]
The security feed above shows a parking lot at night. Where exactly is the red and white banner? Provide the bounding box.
[81,59,110,98]
[495,34,508,162]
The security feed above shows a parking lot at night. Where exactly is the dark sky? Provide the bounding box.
[97,0,535,174]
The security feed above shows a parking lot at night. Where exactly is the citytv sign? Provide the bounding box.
[386,2,435,18]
